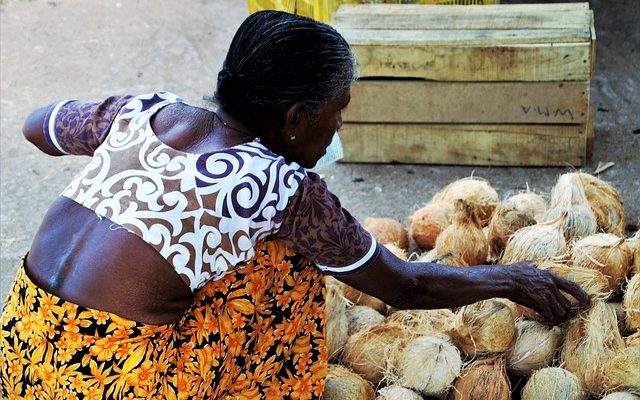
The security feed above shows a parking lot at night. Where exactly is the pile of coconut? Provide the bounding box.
[322,172,640,400]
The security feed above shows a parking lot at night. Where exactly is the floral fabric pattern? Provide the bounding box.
[0,241,327,399]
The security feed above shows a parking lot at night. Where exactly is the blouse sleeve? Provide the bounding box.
[43,95,134,156]
[274,172,380,275]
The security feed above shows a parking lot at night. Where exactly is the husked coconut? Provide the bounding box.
[561,302,625,396]
[495,298,536,321]
[545,173,597,241]
[488,203,536,257]
[521,367,585,400]
[326,277,349,360]
[504,190,548,223]
[410,202,451,251]
[347,305,385,336]
[342,323,412,386]
[577,172,626,236]
[449,355,511,400]
[386,308,456,335]
[396,334,462,397]
[431,176,499,226]
[500,212,568,264]
[537,261,611,305]
[376,385,422,400]
[342,283,388,315]
[449,299,516,356]
[623,273,640,333]
[626,330,640,348]
[602,347,640,393]
[436,199,489,266]
[570,233,633,292]
[611,302,631,336]
[601,393,640,400]
[323,364,376,400]
[506,319,563,376]
[364,217,409,251]
[627,230,640,274]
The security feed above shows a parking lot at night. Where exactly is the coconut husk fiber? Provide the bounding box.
[499,212,568,264]
[364,217,409,251]
[545,173,597,241]
[626,330,640,348]
[341,283,388,315]
[537,261,612,305]
[577,172,626,236]
[395,334,462,397]
[560,301,625,396]
[431,176,499,227]
[506,319,563,376]
[449,299,516,357]
[570,233,633,292]
[602,347,640,394]
[346,305,386,337]
[410,202,451,251]
[601,393,640,400]
[326,276,349,361]
[323,364,376,400]
[623,273,640,333]
[386,308,456,336]
[627,230,640,275]
[448,355,511,400]
[488,203,536,258]
[436,199,489,266]
[504,190,548,223]
[376,385,423,400]
[384,243,408,261]
[521,367,585,400]
[342,323,412,387]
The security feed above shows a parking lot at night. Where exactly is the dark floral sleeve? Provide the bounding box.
[275,172,379,275]
[43,95,134,156]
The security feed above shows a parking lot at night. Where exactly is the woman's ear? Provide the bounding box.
[285,101,306,128]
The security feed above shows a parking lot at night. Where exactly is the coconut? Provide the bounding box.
[323,364,376,400]
[347,305,386,336]
[602,347,640,393]
[386,308,456,335]
[537,261,612,305]
[488,203,536,258]
[495,298,537,320]
[521,367,585,400]
[416,248,439,263]
[431,176,499,226]
[342,283,388,315]
[499,212,568,264]
[342,323,412,386]
[601,393,640,400]
[626,331,640,348]
[376,385,423,400]
[545,173,597,241]
[384,243,408,261]
[409,202,451,251]
[506,319,563,376]
[627,230,640,274]
[448,355,511,400]
[436,199,489,266]
[571,233,633,292]
[504,190,548,223]
[577,172,626,236]
[395,334,462,397]
[611,302,631,336]
[561,301,625,396]
[326,276,349,360]
[449,299,516,357]
[364,217,409,251]
[623,273,640,332]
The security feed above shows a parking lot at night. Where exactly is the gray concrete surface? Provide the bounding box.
[1,0,638,302]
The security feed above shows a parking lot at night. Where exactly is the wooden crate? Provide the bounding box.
[334,3,595,166]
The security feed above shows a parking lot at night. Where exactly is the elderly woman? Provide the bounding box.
[0,10,588,400]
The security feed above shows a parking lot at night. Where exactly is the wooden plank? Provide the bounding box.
[590,12,597,78]
[339,123,587,166]
[344,80,589,124]
[350,40,591,81]
[333,6,592,30]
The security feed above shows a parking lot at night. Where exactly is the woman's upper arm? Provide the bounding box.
[22,95,134,156]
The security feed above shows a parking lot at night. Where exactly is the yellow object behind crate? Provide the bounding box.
[247,0,498,23]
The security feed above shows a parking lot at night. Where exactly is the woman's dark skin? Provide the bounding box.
[23,89,590,326]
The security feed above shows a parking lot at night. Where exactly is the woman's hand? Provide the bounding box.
[503,261,591,326]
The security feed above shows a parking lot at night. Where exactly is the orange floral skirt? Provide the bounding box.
[0,241,328,399]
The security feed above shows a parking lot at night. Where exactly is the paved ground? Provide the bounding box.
[1,0,638,301]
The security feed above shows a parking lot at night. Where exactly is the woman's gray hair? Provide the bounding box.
[214,11,357,131]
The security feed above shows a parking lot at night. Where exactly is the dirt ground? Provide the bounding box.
[1,0,638,301]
